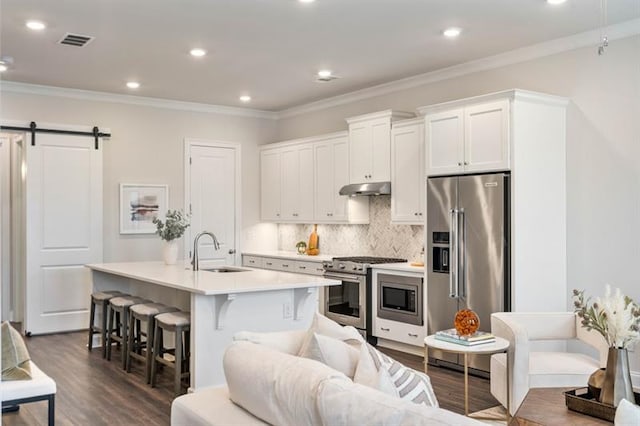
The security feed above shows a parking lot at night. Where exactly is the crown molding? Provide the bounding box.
[0,81,279,120]
[277,18,640,119]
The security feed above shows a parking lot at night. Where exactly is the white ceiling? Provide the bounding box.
[1,0,639,112]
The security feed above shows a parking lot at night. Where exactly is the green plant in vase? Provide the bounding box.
[153,210,190,264]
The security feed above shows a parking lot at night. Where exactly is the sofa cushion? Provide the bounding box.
[318,377,482,425]
[1,321,32,381]
[354,342,439,407]
[171,386,267,426]
[297,312,363,355]
[233,329,306,355]
[1,362,55,402]
[224,341,350,426]
[299,332,360,378]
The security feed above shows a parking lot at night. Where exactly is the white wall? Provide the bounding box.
[1,92,279,262]
[276,36,640,372]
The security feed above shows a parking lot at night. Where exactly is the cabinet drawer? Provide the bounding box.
[276,259,294,272]
[374,317,426,347]
[295,260,324,276]
[261,257,279,270]
[242,255,263,268]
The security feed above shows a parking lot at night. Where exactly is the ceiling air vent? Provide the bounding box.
[58,33,94,47]
[315,74,340,83]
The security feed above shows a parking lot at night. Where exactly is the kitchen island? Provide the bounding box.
[86,261,339,389]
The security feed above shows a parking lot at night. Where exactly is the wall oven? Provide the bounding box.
[377,273,423,326]
[323,271,366,331]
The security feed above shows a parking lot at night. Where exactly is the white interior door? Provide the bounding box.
[25,133,103,335]
[186,141,239,268]
[0,135,11,321]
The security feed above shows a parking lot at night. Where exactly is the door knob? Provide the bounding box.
[228,249,236,254]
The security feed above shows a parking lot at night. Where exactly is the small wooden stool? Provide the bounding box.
[150,311,191,395]
[126,303,178,383]
[106,296,151,369]
[87,290,128,358]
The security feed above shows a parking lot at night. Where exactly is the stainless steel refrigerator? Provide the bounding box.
[426,172,510,373]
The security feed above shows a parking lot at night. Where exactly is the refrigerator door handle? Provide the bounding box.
[449,208,458,298]
[458,208,466,299]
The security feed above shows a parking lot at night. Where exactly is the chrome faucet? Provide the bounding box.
[192,231,220,271]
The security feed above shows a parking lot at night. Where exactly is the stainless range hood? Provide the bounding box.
[339,181,391,196]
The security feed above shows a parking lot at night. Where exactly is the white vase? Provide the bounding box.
[162,240,179,265]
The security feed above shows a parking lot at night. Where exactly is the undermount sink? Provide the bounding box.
[200,266,250,273]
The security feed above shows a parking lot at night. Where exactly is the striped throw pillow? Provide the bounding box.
[362,343,439,407]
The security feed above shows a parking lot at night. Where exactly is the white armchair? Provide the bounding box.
[490,312,608,415]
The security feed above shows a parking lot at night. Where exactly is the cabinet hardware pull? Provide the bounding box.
[464,162,469,165]
[266,262,273,266]
[299,266,306,269]
[458,162,462,166]
[408,333,418,337]
[381,327,390,331]
[282,264,289,267]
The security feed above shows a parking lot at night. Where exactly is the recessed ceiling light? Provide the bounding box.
[239,95,251,103]
[443,27,462,38]
[317,70,333,78]
[126,81,140,89]
[190,48,206,57]
[0,63,8,73]
[26,20,46,31]
[547,0,567,4]
[299,0,316,3]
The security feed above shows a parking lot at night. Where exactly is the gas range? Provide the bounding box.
[323,256,407,275]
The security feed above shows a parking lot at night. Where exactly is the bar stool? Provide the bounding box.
[87,290,128,358]
[126,302,178,383]
[150,311,191,395]
[106,295,151,369]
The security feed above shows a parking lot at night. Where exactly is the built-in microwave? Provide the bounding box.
[377,273,423,326]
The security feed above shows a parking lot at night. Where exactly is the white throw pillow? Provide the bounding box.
[615,398,640,426]
[224,341,348,426]
[299,332,360,378]
[297,312,363,357]
[232,330,306,355]
[354,342,439,407]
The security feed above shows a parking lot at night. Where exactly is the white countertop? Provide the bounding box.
[86,261,340,296]
[242,250,338,262]
[372,262,425,273]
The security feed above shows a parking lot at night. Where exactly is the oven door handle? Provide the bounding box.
[323,273,365,283]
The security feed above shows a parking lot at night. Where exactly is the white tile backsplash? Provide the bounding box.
[278,196,424,261]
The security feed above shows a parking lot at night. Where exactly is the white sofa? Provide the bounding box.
[172,327,483,425]
[490,312,608,415]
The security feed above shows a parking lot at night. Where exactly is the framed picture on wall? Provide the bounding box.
[119,183,169,234]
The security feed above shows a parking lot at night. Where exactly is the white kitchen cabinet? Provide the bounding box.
[260,131,369,224]
[346,110,414,184]
[280,145,314,221]
[313,134,369,224]
[391,118,425,224]
[260,149,281,221]
[242,253,325,276]
[422,100,509,176]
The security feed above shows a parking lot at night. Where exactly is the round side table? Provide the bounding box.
[424,334,510,420]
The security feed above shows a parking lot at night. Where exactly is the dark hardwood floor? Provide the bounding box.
[3,332,499,425]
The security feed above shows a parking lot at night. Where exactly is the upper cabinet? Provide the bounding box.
[314,133,369,224]
[421,99,509,176]
[260,132,369,224]
[391,118,425,224]
[346,110,414,183]
[260,149,281,221]
[280,144,314,221]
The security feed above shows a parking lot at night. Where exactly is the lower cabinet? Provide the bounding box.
[242,254,325,276]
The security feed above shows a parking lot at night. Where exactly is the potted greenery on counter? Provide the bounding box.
[153,209,190,265]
